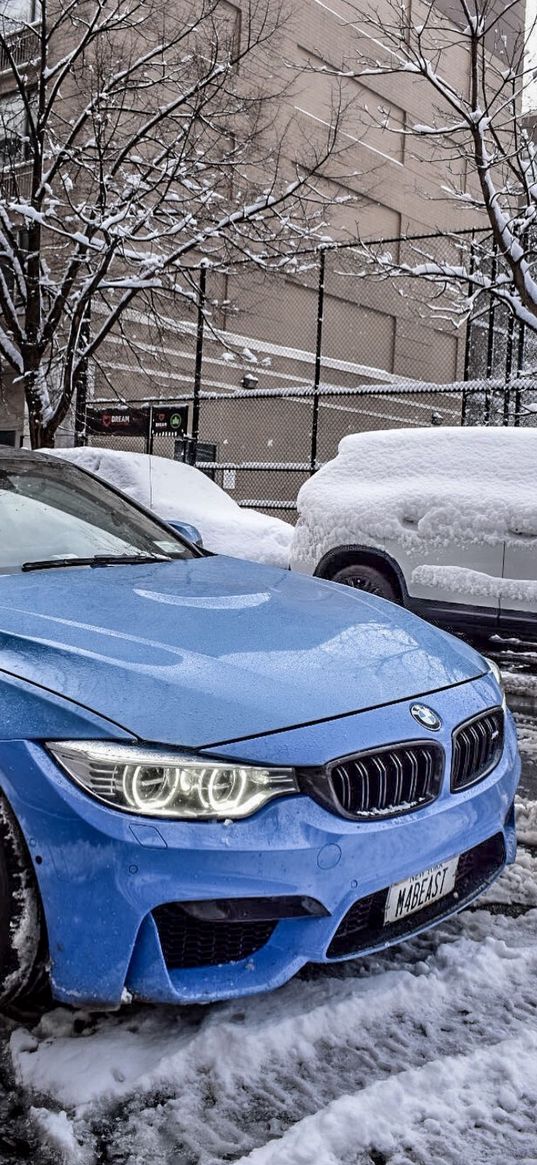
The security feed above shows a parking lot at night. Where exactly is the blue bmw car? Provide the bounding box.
[0,448,519,1008]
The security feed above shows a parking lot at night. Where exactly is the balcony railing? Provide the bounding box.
[0,27,38,73]
[0,164,32,199]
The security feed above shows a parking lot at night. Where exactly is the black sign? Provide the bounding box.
[151,405,189,436]
[86,405,148,437]
[174,437,216,480]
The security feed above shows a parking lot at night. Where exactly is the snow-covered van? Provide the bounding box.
[290,426,537,637]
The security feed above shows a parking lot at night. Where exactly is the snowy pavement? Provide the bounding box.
[1,713,537,1165]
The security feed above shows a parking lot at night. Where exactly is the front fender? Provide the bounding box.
[0,668,134,743]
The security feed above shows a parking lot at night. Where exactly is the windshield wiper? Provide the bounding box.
[21,554,171,572]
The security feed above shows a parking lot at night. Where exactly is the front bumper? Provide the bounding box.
[1,675,520,1007]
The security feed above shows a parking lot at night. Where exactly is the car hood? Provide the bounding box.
[0,556,486,748]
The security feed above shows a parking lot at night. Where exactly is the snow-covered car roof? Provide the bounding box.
[46,446,293,568]
[291,426,537,573]
[321,426,537,486]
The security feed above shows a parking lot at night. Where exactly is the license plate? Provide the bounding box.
[384,856,459,925]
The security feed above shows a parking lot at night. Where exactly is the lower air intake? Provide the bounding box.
[154,904,275,969]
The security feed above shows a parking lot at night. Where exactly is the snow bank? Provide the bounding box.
[514,714,537,763]
[45,448,293,568]
[238,1031,537,1165]
[30,1108,88,1165]
[481,846,537,906]
[291,426,537,575]
[516,795,537,845]
[503,671,537,701]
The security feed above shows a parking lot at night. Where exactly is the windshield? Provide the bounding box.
[0,456,196,573]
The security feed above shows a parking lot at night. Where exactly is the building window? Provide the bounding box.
[0,0,36,73]
[215,1,241,63]
[0,92,28,166]
[0,1,34,30]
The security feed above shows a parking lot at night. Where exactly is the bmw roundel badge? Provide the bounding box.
[410,703,442,731]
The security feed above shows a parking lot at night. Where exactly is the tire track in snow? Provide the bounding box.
[235,1031,537,1165]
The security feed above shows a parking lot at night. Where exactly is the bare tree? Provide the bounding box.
[313,0,537,336]
[0,0,339,447]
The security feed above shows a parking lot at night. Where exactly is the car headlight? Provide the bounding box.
[46,741,298,820]
[485,657,504,694]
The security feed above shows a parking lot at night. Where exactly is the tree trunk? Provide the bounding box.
[24,368,53,449]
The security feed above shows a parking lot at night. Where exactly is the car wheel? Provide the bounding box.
[0,795,45,1008]
[331,563,400,603]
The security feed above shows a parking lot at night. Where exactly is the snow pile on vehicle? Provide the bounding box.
[46,447,293,568]
[291,426,537,575]
[146,453,293,567]
[412,564,537,604]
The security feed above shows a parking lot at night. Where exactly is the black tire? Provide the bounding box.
[0,794,46,1009]
[330,562,400,603]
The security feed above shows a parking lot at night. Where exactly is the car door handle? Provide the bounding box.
[507,528,537,539]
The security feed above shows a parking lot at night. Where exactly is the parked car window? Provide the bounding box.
[0,457,195,572]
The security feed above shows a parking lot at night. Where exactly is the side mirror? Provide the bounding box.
[166,519,204,549]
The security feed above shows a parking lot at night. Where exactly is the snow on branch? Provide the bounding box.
[0,0,341,446]
[312,0,537,334]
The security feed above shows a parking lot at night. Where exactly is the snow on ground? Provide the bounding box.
[517,799,537,848]
[515,715,537,761]
[7,873,537,1165]
[504,670,537,699]
[0,710,536,1165]
[494,645,537,717]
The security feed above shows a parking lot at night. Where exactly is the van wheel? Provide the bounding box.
[0,795,46,1010]
[331,563,400,603]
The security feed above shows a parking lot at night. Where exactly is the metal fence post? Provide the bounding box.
[191,265,207,464]
[514,317,525,426]
[512,323,526,427]
[462,235,475,426]
[503,312,515,426]
[484,246,497,424]
[73,301,91,446]
[310,246,326,474]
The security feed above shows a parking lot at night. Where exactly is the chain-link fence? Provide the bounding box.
[86,379,537,520]
[83,229,537,520]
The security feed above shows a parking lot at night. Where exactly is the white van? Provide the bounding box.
[291,426,537,637]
